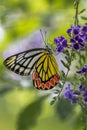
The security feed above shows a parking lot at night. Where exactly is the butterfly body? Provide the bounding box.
[4,47,60,90]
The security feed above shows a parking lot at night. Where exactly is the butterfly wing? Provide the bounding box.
[32,53,60,90]
[4,48,60,90]
[4,48,48,76]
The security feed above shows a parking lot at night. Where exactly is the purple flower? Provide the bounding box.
[73,43,80,50]
[83,90,87,102]
[83,90,87,97]
[84,97,87,102]
[64,83,87,106]
[67,25,87,50]
[71,96,78,104]
[65,83,71,90]
[64,90,73,99]
[67,28,72,35]
[82,26,87,33]
[77,64,87,74]
[79,85,85,91]
[73,26,80,35]
[54,36,68,52]
[67,25,80,35]
[64,85,79,104]
[64,90,78,104]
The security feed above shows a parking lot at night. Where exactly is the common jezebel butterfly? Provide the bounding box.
[4,32,60,90]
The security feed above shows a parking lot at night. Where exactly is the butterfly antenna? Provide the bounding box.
[45,30,47,44]
[40,29,47,46]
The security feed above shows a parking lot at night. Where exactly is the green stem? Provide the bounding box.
[58,69,69,99]
[74,0,80,25]
[82,112,87,130]
[78,50,83,67]
[58,50,74,98]
[78,100,87,130]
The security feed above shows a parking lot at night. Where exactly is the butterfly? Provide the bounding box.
[4,42,60,90]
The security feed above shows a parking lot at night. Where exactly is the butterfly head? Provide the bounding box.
[45,44,53,54]
[40,29,53,53]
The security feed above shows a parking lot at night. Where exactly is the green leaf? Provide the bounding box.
[61,71,65,76]
[60,71,66,80]
[17,95,47,130]
[61,60,69,70]
[56,97,74,120]
[65,50,70,58]
[50,96,57,105]
[54,89,60,94]
[81,55,86,62]
[79,9,86,14]
[74,111,87,130]
[80,16,87,20]
[65,56,70,63]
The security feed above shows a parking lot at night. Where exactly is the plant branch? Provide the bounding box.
[74,0,80,25]
[58,50,74,99]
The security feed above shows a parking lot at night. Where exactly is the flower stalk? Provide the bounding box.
[74,0,80,26]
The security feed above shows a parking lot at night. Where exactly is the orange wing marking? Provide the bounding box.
[32,72,60,90]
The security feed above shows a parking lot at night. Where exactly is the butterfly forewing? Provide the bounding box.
[4,48,48,76]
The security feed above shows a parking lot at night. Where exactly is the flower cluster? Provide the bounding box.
[54,36,68,52]
[54,25,87,53]
[77,64,87,74]
[64,84,87,105]
[67,25,87,50]
[53,25,87,110]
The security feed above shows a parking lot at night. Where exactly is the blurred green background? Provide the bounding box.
[0,0,87,130]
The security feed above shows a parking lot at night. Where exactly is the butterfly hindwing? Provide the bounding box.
[32,53,60,90]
